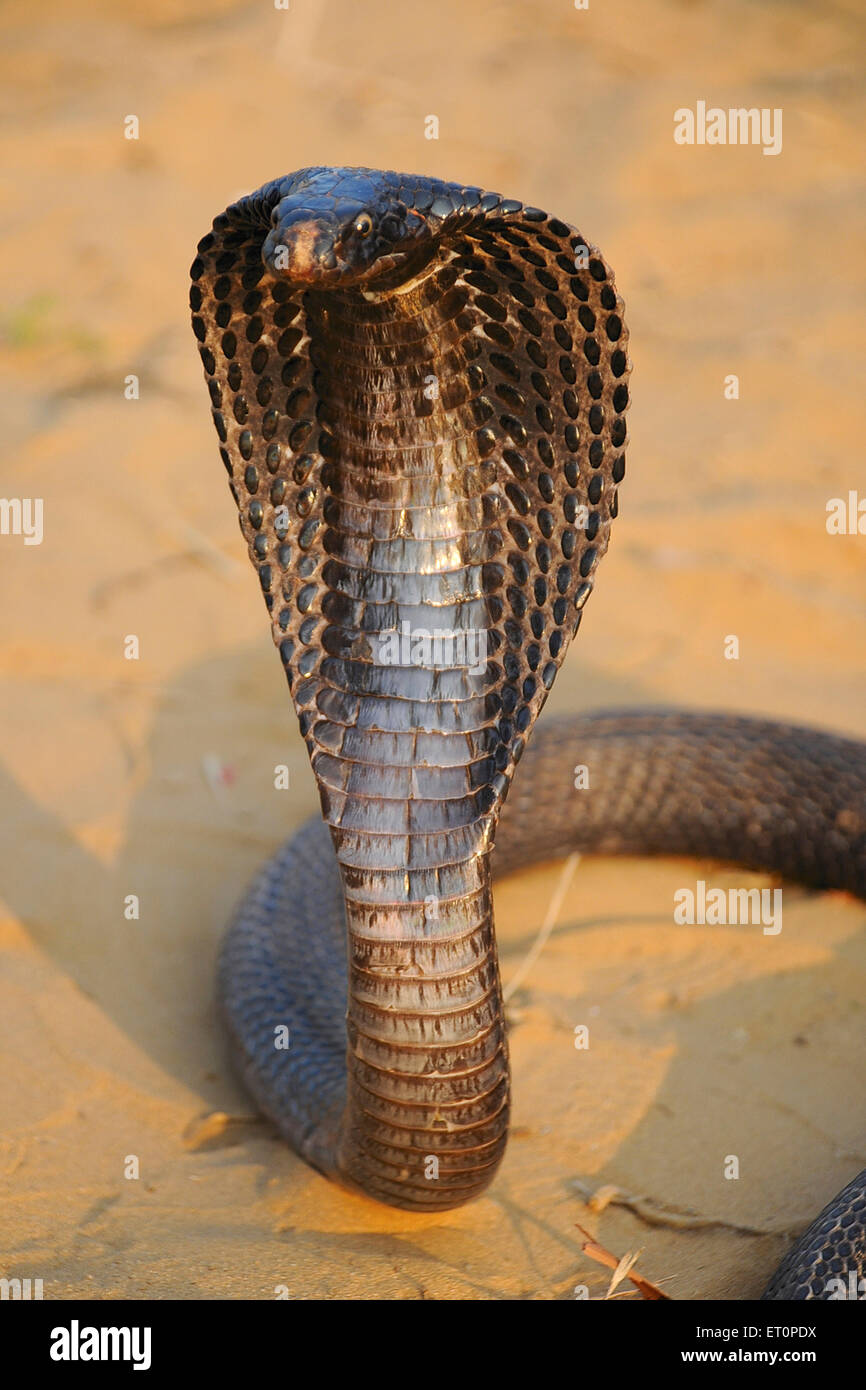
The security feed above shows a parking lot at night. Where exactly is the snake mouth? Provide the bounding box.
[262,220,349,285]
[262,218,432,292]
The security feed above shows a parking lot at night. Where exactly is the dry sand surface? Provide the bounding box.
[1,0,864,1299]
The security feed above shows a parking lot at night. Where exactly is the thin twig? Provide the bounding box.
[503,851,580,1002]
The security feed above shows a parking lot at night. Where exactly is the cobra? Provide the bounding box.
[190,166,866,1300]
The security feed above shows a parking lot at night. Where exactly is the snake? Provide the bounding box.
[190,165,866,1300]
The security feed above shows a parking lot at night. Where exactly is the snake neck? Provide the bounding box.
[304,262,503,872]
[301,266,511,1207]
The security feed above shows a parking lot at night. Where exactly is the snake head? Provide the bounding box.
[262,168,430,289]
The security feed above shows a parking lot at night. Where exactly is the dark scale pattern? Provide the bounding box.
[497,710,866,1299]
[761,1170,866,1300]
[194,168,866,1276]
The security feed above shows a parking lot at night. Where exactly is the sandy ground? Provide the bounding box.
[1,0,865,1300]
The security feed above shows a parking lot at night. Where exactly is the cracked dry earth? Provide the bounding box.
[1,0,865,1298]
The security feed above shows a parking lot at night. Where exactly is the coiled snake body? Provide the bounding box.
[190,166,866,1299]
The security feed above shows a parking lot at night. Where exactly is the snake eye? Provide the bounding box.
[353,213,373,238]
